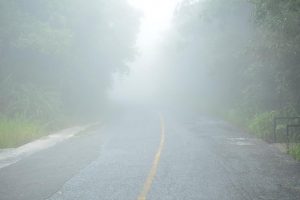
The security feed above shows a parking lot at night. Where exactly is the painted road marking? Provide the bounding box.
[137,114,165,200]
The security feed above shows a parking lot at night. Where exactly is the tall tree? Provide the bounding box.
[0,0,140,119]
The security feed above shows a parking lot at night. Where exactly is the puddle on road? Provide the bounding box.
[227,137,255,146]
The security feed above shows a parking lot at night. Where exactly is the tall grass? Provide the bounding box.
[0,117,45,148]
[290,144,300,161]
[248,111,279,142]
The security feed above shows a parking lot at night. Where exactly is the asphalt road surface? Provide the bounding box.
[0,108,300,200]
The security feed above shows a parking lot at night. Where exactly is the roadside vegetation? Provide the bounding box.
[158,0,300,160]
[290,144,300,160]
[0,117,45,148]
[0,0,139,148]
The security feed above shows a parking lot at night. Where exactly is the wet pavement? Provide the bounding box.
[0,108,299,200]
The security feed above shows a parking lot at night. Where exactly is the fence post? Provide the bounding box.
[273,118,277,143]
[286,125,290,153]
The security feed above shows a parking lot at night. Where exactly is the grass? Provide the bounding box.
[0,117,45,148]
[247,111,278,142]
[289,144,300,161]
[0,114,91,149]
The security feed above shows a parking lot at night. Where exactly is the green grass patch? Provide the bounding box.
[289,144,300,161]
[0,117,45,148]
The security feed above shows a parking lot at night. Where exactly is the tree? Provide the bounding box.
[0,0,140,119]
[159,0,300,118]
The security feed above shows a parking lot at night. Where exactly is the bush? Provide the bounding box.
[1,84,62,121]
[248,111,279,141]
[289,144,300,161]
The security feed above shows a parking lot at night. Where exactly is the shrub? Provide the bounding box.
[248,111,279,141]
[289,144,300,161]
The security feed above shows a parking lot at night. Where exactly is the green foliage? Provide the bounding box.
[178,0,299,109]
[0,0,140,146]
[289,144,300,160]
[0,0,140,119]
[0,117,45,148]
[0,82,62,120]
[162,0,300,150]
[250,0,300,110]
[248,111,279,141]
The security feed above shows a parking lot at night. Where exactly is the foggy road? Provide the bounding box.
[0,109,300,200]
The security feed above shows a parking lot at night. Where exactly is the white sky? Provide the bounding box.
[110,0,183,103]
[129,0,180,50]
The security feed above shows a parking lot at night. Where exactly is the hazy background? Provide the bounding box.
[1,0,300,146]
[110,0,182,105]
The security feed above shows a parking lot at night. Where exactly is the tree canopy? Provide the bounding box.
[0,0,140,120]
[158,0,300,117]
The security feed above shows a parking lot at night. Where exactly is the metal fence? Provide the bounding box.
[273,117,300,152]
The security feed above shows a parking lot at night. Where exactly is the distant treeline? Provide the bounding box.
[0,0,139,121]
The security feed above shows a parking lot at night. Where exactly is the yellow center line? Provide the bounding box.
[137,113,165,200]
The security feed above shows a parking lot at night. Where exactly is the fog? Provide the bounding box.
[110,0,251,110]
[1,1,300,198]
[1,0,300,135]
[110,0,181,105]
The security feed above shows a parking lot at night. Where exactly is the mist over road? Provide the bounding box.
[0,108,299,200]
